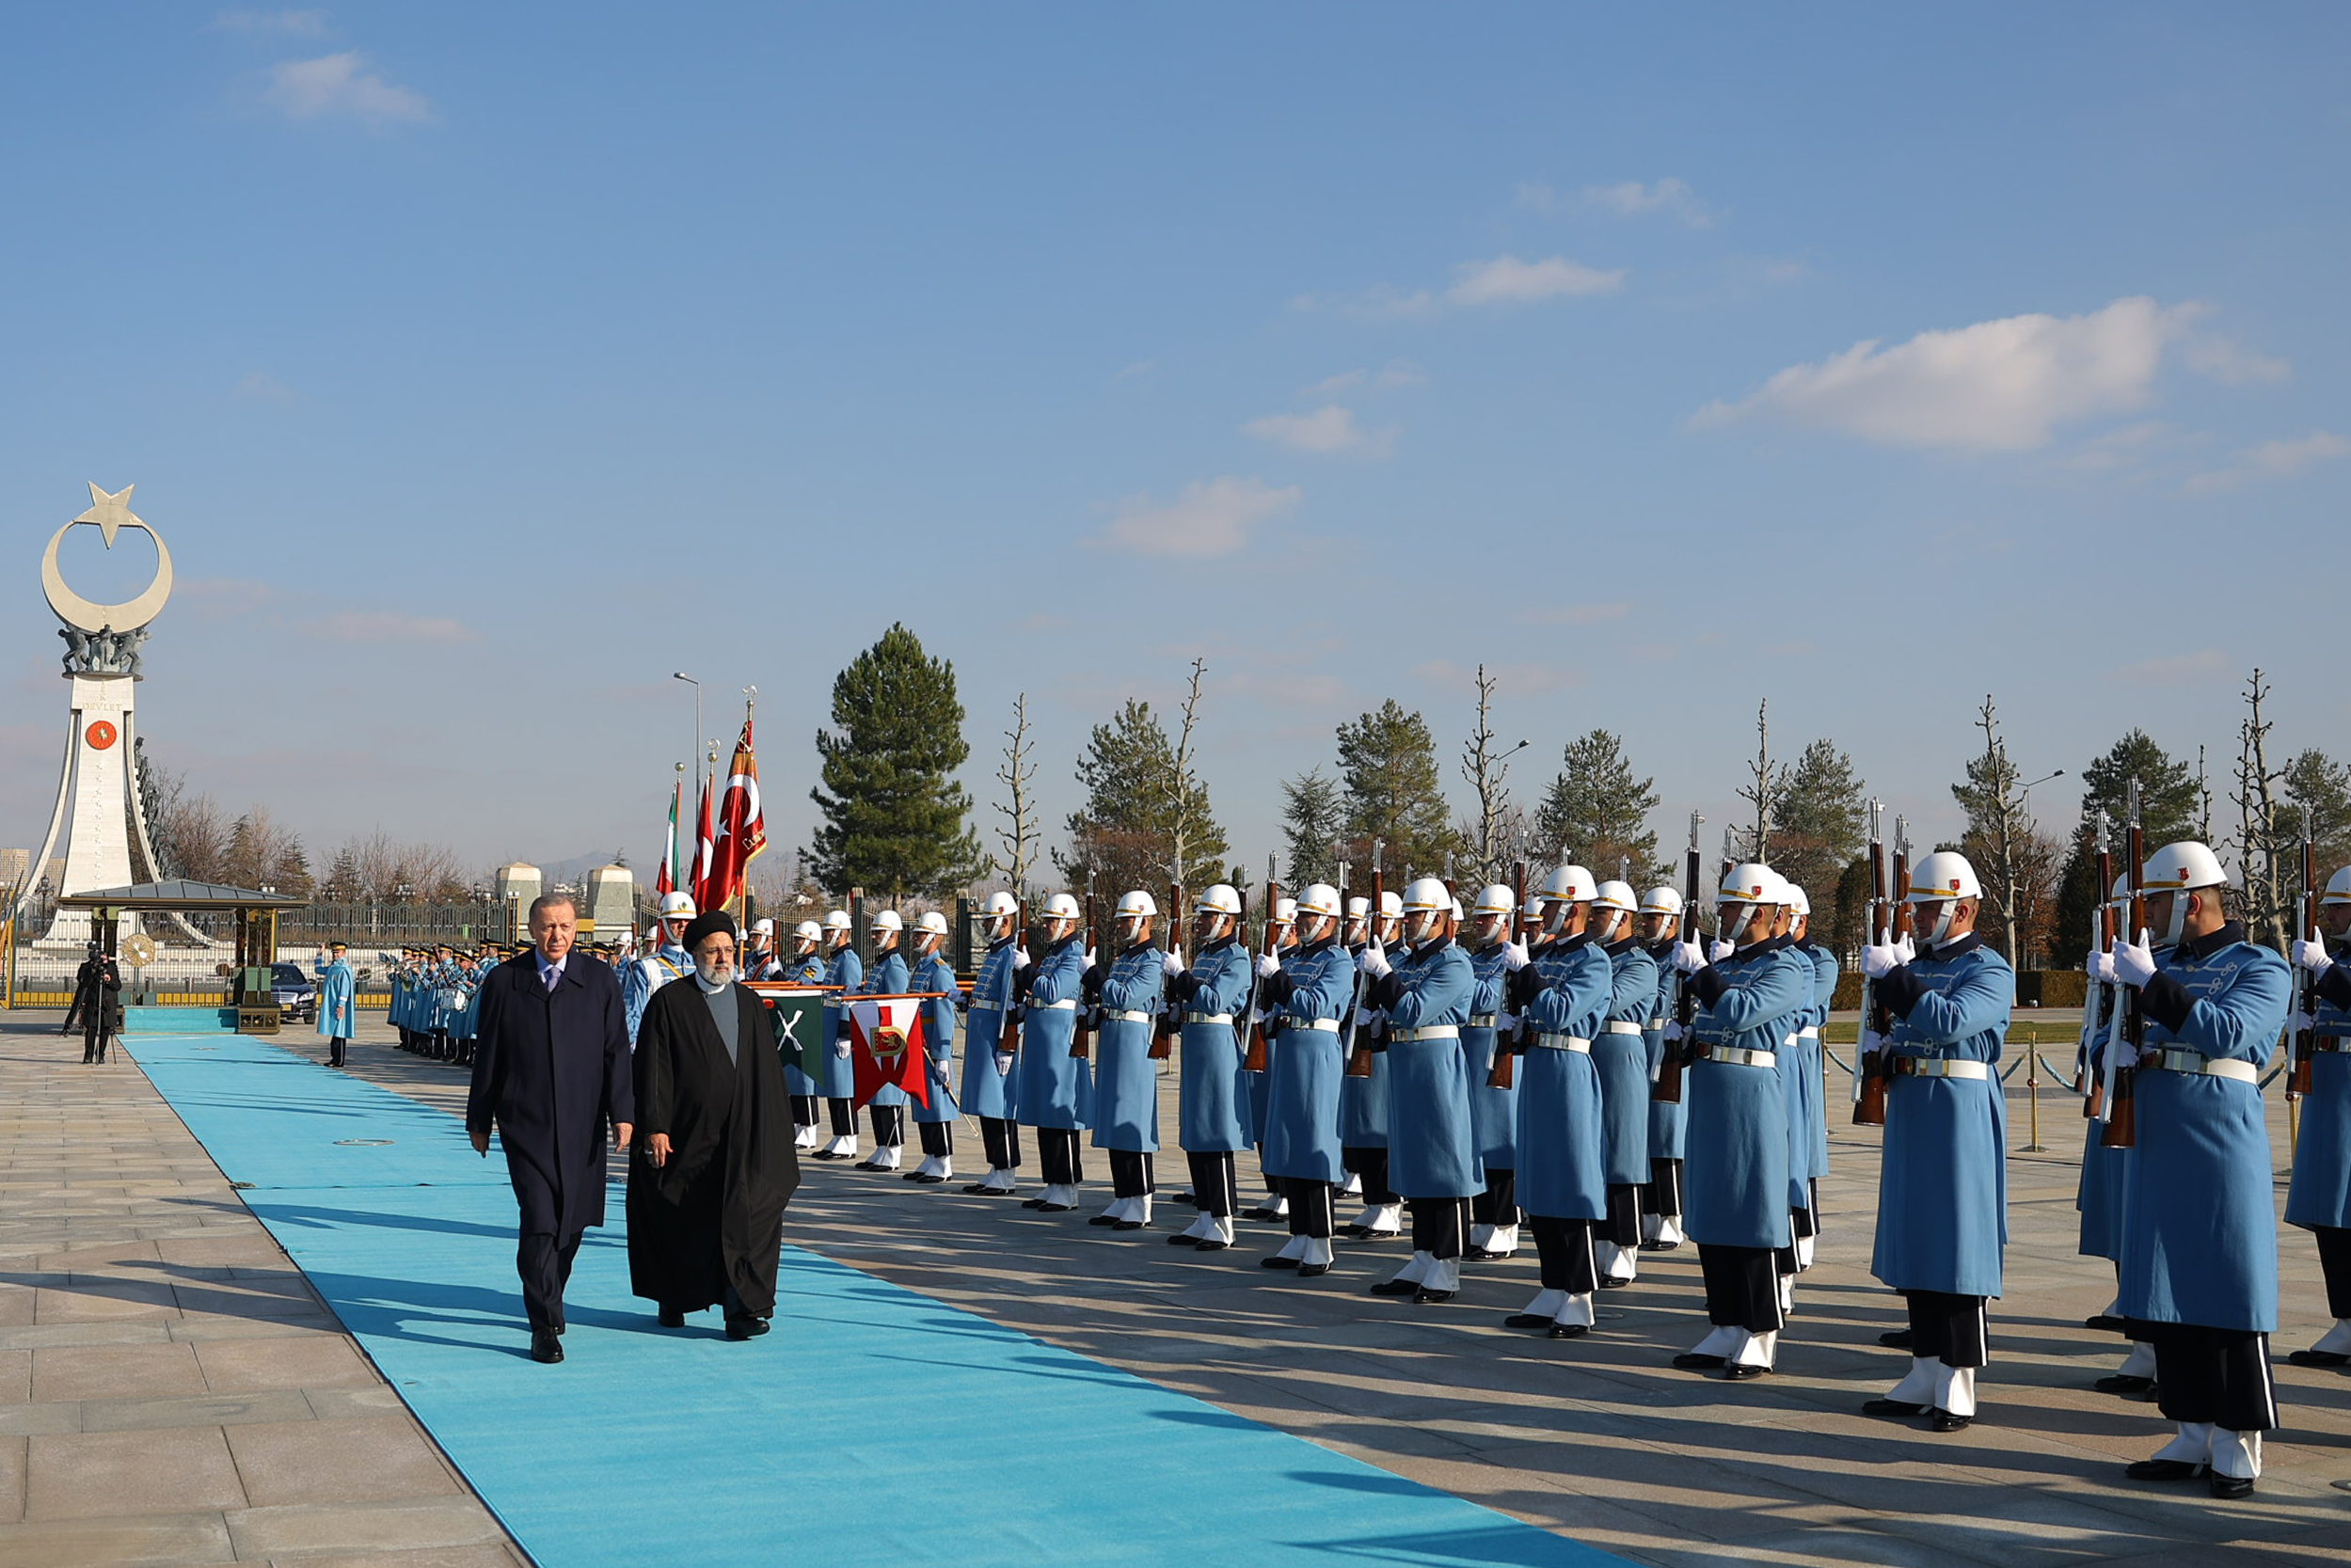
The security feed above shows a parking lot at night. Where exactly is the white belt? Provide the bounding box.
[1797,1026,1820,1040]
[1468,1014,1500,1028]
[1533,1033,1592,1053]
[970,1000,1000,1011]
[1645,1016,1665,1031]
[1604,1021,1644,1037]
[1392,1025,1459,1042]
[1040,999,1077,1011]
[1703,1045,1776,1069]
[1289,1018,1342,1033]
[2144,1049,2259,1083]
[1185,1011,1234,1025]
[1105,1009,1152,1023]
[1892,1057,1990,1081]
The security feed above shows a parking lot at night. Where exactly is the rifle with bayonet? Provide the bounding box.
[2100,782,2144,1150]
[1487,860,1527,1090]
[1150,879,1183,1061]
[1655,812,1702,1104]
[1346,840,1384,1078]
[996,895,1026,1062]
[2292,809,2318,1098]
[1853,809,1904,1127]
[1071,873,1098,1060]
[1244,855,1279,1073]
[2080,809,2114,1118]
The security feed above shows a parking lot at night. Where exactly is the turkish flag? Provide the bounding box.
[689,776,715,911]
[848,995,929,1110]
[706,715,767,911]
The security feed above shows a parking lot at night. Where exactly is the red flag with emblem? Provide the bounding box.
[706,713,768,911]
[847,994,929,1109]
[689,775,715,911]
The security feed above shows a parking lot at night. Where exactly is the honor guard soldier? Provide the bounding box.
[2091,840,2291,1497]
[626,893,696,1048]
[315,942,357,1069]
[1256,883,1355,1278]
[960,893,1027,1195]
[1784,887,1837,1272]
[1364,878,1480,1304]
[1244,897,1300,1223]
[811,910,866,1161]
[851,910,912,1171]
[741,918,780,980]
[1088,891,1172,1230]
[1856,851,2011,1432]
[1590,879,1659,1286]
[903,911,961,1184]
[2288,866,2351,1367]
[783,920,828,1148]
[2080,874,2154,1389]
[1637,887,1690,1248]
[1504,866,1615,1337]
[1170,885,1252,1250]
[1461,885,1523,1260]
[1342,891,1406,1240]
[1670,864,1809,1380]
[1014,893,1091,1212]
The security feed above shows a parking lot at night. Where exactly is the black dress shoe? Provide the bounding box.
[1192,1239,1230,1253]
[851,1158,888,1171]
[1930,1411,1973,1433]
[1260,1255,1301,1270]
[1862,1398,1926,1418]
[1034,1202,1074,1213]
[552,1323,565,1336]
[2085,1313,2125,1333]
[1549,1323,1590,1338]
[1369,1277,1420,1296]
[1088,1214,1121,1227]
[1111,1220,1143,1231]
[1168,1231,1204,1245]
[1414,1287,1457,1304]
[1878,1328,1915,1349]
[1596,1275,1632,1289]
[1671,1353,1724,1370]
[909,1173,947,1185]
[900,1169,929,1180]
[963,1182,1013,1196]
[724,1315,770,1341]
[2288,1348,2351,1368]
[1503,1313,1553,1329]
[1244,1207,1283,1223]
[807,1149,845,1162]
[2094,1373,2155,1395]
[2209,1474,2255,1499]
[1720,1364,1768,1380]
[658,1307,685,1328]
[531,1328,564,1364]
[1464,1247,1514,1262]
[2124,1458,2206,1482]
[1022,1196,1049,1210]
[1637,1239,1679,1252]
[1296,1262,1330,1279]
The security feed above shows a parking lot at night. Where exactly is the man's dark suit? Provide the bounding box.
[466,950,635,1333]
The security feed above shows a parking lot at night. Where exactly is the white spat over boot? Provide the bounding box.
[2210,1429,2263,1481]
[2311,1318,2351,1356]
[1359,1203,1402,1236]
[1384,1251,1434,1288]
[2149,1422,2214,1465]
[1932,1364,1977,1420]
[1885,1356,1937,1406]
[1551,1292,1596,1331]
[1485,1222,1519,1257]
[2117,1340,2157,1379]
[1727,1329,1777,1370]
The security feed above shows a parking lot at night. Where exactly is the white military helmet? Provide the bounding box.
[915,910,950,938]
[980,891,1019,919]
[1272,897,1298,927]
[2142,841,2227,894]
[1718,863,1779,905]
[1905,851,1980,903]
[1593,879,1638,914]
[869,909,904,933]
[1116,890,1157,919]
[1400,876,1451,914]
[750,918,775,937]
[1639,885,1684,917]
[1040,892,1082,923]
[792,920,821,942]
[1345,895,1371,920]
[1197,884,1243,918]
[1296,883,1342,921]
[1783,885,1810,918]
[659,891,696,920]
[1540,864,1598,904]
[2325,866,2351,905]
[1378,890,1404,919]
[1470,883,1516,919]
[822,908,852,932]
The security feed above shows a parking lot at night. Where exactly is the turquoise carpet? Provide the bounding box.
[129,1032,1627,1568]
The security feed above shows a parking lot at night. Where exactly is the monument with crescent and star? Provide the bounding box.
[15,482,192,955]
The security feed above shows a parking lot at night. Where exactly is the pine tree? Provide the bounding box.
[1056,698,1230,893]
[2049,729,2201,965]
[1335,699,1460,882]
[1533,730,1660,878]
[1279,768,1346,885]
[805,624,985,897]
[2285,749,2351,868]
[1770,738,1867,904]
[323,847,363,903]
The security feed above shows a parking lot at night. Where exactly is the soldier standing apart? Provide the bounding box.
[781,919,827,1148]
[959,894,1027,1194]
[1670,864,1808,1380]
[2092,840,2290,1498]
[1857,851,2011,1433]
[1505,867,1613,1337]
[315,942,357,1069]
[2287,866,2351,1367]
[1014,893,1091,1212]
[1461,885,1523,1260]
[72,942,121,1065]
[625,893,696,1048]
[1366,879,1480,1304]
[1341,892,1406,1240]
[1256,883,1355,1278]
[1169,886,1252,1250]
[811,910,865,1162]
[1638,887,1691,1248]
[1088,892,1171,1231]
[851,911,912,1171]
[1590,880,1659,1287]
[904,911,962,1185]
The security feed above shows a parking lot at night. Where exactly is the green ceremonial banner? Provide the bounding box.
[752,986,828,1076]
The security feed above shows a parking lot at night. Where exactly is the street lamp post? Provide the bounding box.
[673,672,703,800]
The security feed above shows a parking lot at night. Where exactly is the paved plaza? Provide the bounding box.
[2,1007,2347,1567]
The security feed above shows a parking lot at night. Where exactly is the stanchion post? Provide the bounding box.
[2021,1037,2047,1152]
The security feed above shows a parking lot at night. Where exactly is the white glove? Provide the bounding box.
[1661,1020,1685,1042]
[1256,953,1282,978]
[1858,1027,1884,1054]
[1083,947,1097,968]
[1497,1010,1520,1033]
[2086,948,2116,984]
[1708,939,1736,963]
[1354,1006,1373,1028]
[1161,948,1186,977]
[2110,933,2158,989]
[2294,938,2334,975]
[1672,940,1708,974]
[2287,1009,2316,1035]
[1360,942,1392,979]
[834,1039,852,1059]
[1861,943,1904,979]
[1894,934,1916,964]
[1501,941,1530,972]
[993,1049,1014,1075]
[1012,947,1032,972]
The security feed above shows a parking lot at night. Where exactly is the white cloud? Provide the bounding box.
[1448,254,1625,305]
[1088,477,1301,558]
[214,8,326,33]
[264,52,436,125]
[1582,177,1713,227]
[2058,420,2175,473]
[2184,335,2290,386]
[1301,362,1423,400]
[2184,430,2349,493]
[305,610,479,643]
[1692,296,2199,451]
[1242,405,1396,456]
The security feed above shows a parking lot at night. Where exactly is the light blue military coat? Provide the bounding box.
[1867,933,2012,1299]
[1014,938,1092,1131]
[857,947,913,1108]
[1383,939,1481,1200]
[1179,937,1253,1152]
[1339,942,1390,1149]
[1517,933,1613,1221]
[909,950,960,1124]
[1090,943,1167,1154]
[625,943,690,1047]
[1785,940,1838,1194]
[2119,923,2289,1333]
[1683,936,1809,1250]
[1595,938,1658,1188]
[2073,986,2131,1261]
[1461,942,1517,1171]
[959,939,1021,1119]
[1644,941,1688,1161]
[314,956,356,1040]
[818,946,865,1099]
[1263,937,1356,1183]
[2287,959,2351,1231]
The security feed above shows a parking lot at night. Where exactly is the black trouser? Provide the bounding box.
[431,1030,449,1060]
[1038,1128,1084,1186]
[1907,1290,1988,1369]
[1187,1151,1237,1216]
[2148,1324,2278,1433]
[517,1229,584,1330]
[1342,1145,1396,1205]
[1283,1178,1334,1239]
[980,1117,1023,1170]
[82,1019,112,1063]
[2316,1226,2351,1320]
[1410,1197,1470,1260]
[791,1094,819,1126]
[827,1099,855,1136]
[1698,1243,1784,1333]
[1109,1148,1154,1198]
[327,1034,350,1068]
[1472,1169,1518,1227]
[918,1120,953,1157]
[869,1105,905,1148]
[1602,1183,1641,1248]
[1531,1215,1599,1292]
[1642,1157,1682,1216]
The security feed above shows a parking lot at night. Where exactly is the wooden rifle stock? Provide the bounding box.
[1655,828,1703,1105]
[1150,881,1183,1061]
[1346,849,1383,1079]
[2083,824,2116,1118]
[2292,824,2318,1097]
[2101,796,2144,1150]
[1243,865,1279,1073]
[1853,830,1899,1127]
[1487,861,1527,1090]
[1070,882,1098,1060]
[995,899,1025,1058]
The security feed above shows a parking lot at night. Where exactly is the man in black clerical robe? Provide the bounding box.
[628,911,799,1339]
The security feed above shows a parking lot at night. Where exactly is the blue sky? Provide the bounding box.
[3,5,2344,884]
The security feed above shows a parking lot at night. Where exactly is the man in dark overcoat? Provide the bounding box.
[468,894,635,1364]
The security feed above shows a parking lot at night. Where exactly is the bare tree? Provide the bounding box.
[1734,700,1775,863]
[992,691,1039,895]
[1164,657,1210,886]
[1457,665,1527,887]
[1951,695,2052,962]
[2232,668,2293,950]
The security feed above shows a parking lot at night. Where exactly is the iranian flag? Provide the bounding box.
[705,713,768,912]
[848,995,929,1109]
[655,781,679,898]
[688,775,715,912]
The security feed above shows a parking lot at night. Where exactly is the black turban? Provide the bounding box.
[680,911,739,954]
